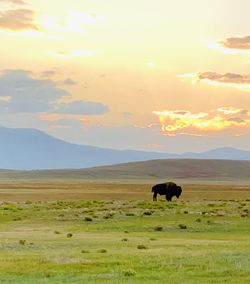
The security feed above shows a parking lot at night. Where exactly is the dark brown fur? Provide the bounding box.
[151,182,182,201]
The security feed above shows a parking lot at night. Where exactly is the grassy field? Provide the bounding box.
[0,181,249,283]
[0,182,249,202]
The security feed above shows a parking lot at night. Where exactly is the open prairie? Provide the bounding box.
[0,181,249,202]
[0,179,249,283]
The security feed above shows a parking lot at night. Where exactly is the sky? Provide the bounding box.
[0,0,250,153]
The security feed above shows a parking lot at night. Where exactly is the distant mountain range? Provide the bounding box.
[0,127,249,170]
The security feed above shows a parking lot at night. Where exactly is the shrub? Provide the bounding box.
[54,230,60,234]
[137,244,148,250]
[103,213,113,219]
[178,224,187,229]
[122,238,128,242]
[143,211,153,216]
[13,217,22,221]
[97,249,107,253]
[84,217,93,222]
[19,240,26,245]
[67,233,73,238]
[123,269,136,277]
[154,226,163,231]
[195,218,201,222]
[126,213,135,216]
[81,249,89,253]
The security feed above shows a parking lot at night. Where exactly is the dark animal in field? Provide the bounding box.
[151,182,182,201]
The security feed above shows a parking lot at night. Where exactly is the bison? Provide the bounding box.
[152,182,182,201]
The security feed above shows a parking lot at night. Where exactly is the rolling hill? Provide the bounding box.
[0,159,249,183]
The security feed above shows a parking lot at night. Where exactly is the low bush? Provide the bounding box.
[178,224,187,229]
[84,217,93,222]
[154,226,163,231]
[97,249,107,253]
[137,244,148,250]
[123,269,136,277]
[126,213,135,216]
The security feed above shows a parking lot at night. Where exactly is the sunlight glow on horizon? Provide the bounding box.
[153,108,250,135]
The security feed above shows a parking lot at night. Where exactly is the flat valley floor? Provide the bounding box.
[0,182,249,283]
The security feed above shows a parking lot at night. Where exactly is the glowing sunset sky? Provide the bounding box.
[0,0,250,152]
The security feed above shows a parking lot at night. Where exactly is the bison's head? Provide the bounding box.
[176,186,182,198]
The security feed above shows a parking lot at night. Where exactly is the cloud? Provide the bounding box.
[123,112,133,118]
[55,124,250,153]
[0,0,26,5]
[39,113,61,122]
[42,11,105,34]
[41,70,57,78]
[55,101,109,115]
[51,118,83,128]
[199,72,250,84]
[49,49,96,58]
[0,8,38,31]
[0,70,109,115]
[61,78,77,85]
[153,108,250,135]
[221,36,250,50]
[0,70,67,113]
[208,36,250,54]
[217,107,248,115]
[41,73,78,86]
[180,72,250,91]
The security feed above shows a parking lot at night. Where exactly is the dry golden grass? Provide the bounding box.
[0,182,249,202]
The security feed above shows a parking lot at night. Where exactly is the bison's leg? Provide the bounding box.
[166,195,172,202]
[153,192,157,201]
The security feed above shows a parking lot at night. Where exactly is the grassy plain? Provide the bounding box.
[0,181,249,283]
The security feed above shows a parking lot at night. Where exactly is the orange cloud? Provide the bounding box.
[0,9,38,31]
[39,113,61,122]
[221,36,250,50]
[153,108,250,135]
[0,0,26,5]
[180,72,250,91]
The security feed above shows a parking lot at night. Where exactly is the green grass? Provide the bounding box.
[0,197,249,283]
